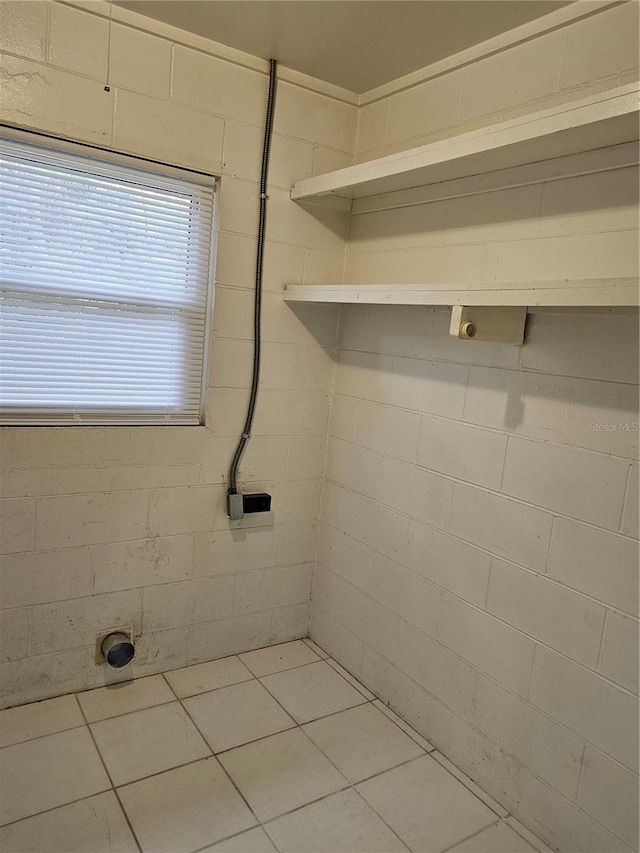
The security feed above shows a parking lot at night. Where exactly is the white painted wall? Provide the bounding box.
[312,4,639,852]
[0,0,357,707]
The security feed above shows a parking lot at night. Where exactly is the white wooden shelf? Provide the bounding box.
[283,279,639,308]
[291,83,639,204]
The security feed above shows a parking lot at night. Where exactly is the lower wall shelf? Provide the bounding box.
[283,279,639,307]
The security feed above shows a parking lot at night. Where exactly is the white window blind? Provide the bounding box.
[0,136,216,425]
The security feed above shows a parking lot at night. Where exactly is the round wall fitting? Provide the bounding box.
[101,632,135,668]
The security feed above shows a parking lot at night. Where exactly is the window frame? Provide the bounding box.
[0,126,219,427]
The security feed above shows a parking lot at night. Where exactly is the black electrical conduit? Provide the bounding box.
[227,59,278,505]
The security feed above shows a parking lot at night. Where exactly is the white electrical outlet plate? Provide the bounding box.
[95,626,134,665]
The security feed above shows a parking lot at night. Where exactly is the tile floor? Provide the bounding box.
[0,639,553,853]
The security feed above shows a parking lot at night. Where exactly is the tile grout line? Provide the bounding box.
[260,785,352,851]
[209,723,298,759]
[76,695,179,726]
[352,752,431,788]
[72,693,144,853]
[439,816,504,853]
[190,825,282,853]
[257,681,370,727]
[430,751,509,819]
[348,787,413,852]
[302,637,329,658]
[261,781,416,853]
[324,657,376,700]
[0,788,125,832]
[159,671,264,832]
[372,700,436,752]
[247,660,354,731]
[0,788,145,833]
[0,720,86,751]
[505,816,558,853]
[174,675,254,702]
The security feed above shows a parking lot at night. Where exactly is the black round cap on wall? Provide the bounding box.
[107,640,135,668]
[101,632,135,668]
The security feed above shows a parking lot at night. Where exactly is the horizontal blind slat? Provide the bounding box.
[0,191,214,230]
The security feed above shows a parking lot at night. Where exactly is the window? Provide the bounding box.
[0,136,216,425]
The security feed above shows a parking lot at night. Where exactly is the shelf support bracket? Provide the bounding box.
[450,305,527,344]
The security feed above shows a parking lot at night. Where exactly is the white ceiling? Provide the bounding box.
[116,1,572,93]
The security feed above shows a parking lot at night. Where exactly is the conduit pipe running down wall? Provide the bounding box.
[227,58,279,520]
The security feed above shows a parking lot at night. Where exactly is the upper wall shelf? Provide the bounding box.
[283,280,639,307]
[291,83,639,204]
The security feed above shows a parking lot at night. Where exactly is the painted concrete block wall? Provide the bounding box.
[312,4,639,852]
[0,0,357,708]
[344,164,639,291]
[313,307,639,851]
[356,2,639,160]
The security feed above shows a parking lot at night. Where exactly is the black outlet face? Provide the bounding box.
[243,493,272,513]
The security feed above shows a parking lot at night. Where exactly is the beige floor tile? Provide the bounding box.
[448,821,539,853]
[203,827,277,852]
[0,727,110,826]
[0,791,138,853]
[164,656,253,698]
[431,751,507,817]
[78,674,174,722]
[372,701,434,751]
[219,728,346,822]
[357,756,496,853]
[326,659,376,700]
[265,789,409,852]
[240,640,320,677]
[118,756,256,853]
[91,702,210,785]
[303,703,424,783]
[183,680,294,753]
[261,661,367,723]
[0,695,84,748]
